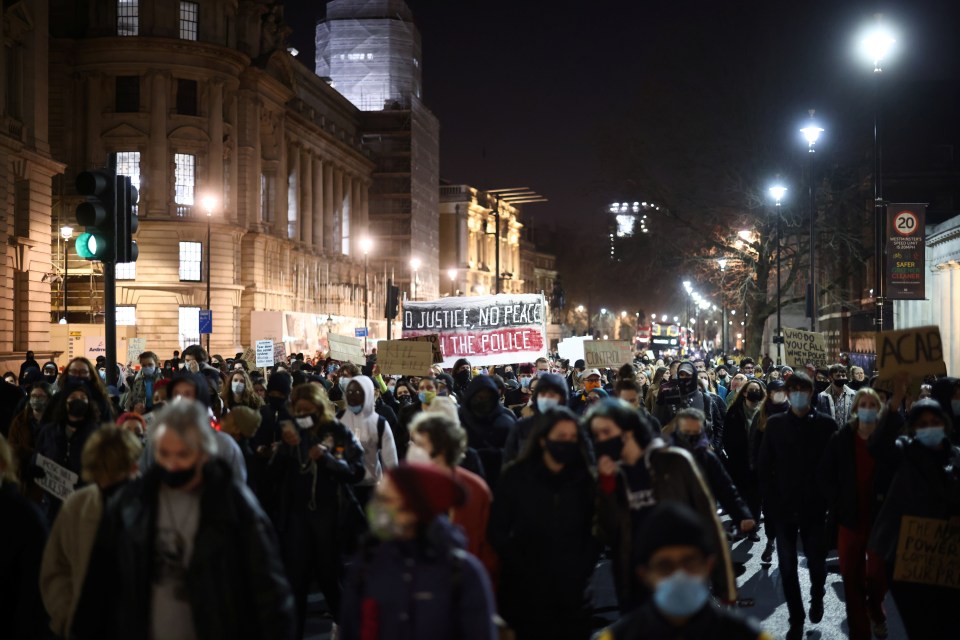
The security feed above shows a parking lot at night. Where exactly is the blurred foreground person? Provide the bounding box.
[340,463,496,640]
[72,400,295,640]
[595,502,771,640]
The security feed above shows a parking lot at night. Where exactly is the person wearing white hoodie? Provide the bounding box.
[339,375,398,507]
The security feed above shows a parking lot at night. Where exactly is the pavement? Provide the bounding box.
[304,526,908,640]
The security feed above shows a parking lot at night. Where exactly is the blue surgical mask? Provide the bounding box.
[98,369,107,381]
[519,376,532,388]
[915,426,945,448]
[653,571,710,618]
[339,377,350,391]
[141,366,156,377]
[347,404,363,415]
[537,396,560,413]
[788,391,810,411]
[857,408,879,424]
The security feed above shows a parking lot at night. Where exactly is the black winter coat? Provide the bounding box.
[0,483,49,639]
[459,376,516,485]
[687,443,753,522]
[72,460,296,640]
[758,408,837,522]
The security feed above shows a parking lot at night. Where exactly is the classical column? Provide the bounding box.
[148,72,168,215]
[286,142,300,242]
[312,157,324,249]
[333,166,343,254]
[323,162,334,253]
[208,80,224,197]
[456,204,468,267]
[300,148,312,246]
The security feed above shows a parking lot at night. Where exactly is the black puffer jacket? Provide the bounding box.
[72,460,296,640]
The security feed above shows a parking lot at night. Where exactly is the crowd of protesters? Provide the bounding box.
[1,344,958,640]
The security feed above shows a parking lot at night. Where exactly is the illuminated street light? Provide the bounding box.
[801,111,824,332]
[576,304,585,313]
[769,183,787,364]
[859,18,896,72]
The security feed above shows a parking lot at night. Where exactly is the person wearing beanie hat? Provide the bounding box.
[116,411,147,441]
[503,372,570,464]
[866,381,960,640]
[596,503,771,640]
[340,462,496,640]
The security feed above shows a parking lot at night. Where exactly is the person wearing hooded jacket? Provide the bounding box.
[339,375,399,507]
[503,372,569,464]
[459,375,516,487]
[930,376,960,445]
[654,361,725,449]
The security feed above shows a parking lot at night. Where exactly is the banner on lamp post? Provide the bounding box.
[885,203,926,300]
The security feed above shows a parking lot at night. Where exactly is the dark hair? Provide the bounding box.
[585,399,656,448]
[740,358,756,367]
[784,371,814,392]
[181,345,209,364]
[615,378,642,394]
[675,407,706,426]
[51,385,101,425]
[410,413,467,466]
[617,363,636,382]
[516,406,590,466]
[340,362,361,377]
[139,351,159,365]
[828,364,846,377]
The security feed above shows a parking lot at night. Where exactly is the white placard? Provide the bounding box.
[255,340,275,367]
[36,454,79,501]
[328,334,366,364]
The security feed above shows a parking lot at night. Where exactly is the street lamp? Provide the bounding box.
[410,257,421,300]
[718,258,727,354]
[859,16,896,331]
[801,113,824,332]
[576,304,584,313]
[447,268,457,296]
[360,237,373,352]
[769,184,787,364]
[201,194,217,354]
[60,225,73,324]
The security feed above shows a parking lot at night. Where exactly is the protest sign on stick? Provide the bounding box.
[583,341,634,368]
[876,326,947,394]
[377,340,435,376]
[781,328,828,369]
[328,334,365,364]
[255,340,275,368]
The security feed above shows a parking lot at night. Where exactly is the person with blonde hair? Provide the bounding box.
[40,426,142,638]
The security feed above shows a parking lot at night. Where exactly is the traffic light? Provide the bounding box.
[385,283,400,319]
[74,169,116,262]
[115,176,139,263]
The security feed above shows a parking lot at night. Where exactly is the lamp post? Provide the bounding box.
[361,237,373,353]
[801,114,824,332]
[769,184,787,365]
[447,268,457,296]
[718,258,727,354]
[201,195,217,354]
[861,18,895,332]
[60,225,73,324]
[410,257,420,301]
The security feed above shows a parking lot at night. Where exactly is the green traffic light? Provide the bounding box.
[76,232,108,260]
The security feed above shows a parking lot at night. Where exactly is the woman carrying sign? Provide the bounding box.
[868,378,960,639]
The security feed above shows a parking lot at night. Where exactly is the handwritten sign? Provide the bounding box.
[328,333,365,364]
[240,346,256,370]
[273,341,287,365]
[583,341,634,368]
[377,340,435,376]
[36,454,79,501]
[893,515,960,589]
[255,340,275,367]
[876,326,947,394]
[400,334,444,363]
[126,337,147,365]
[782,328,828,368]
[403,294,548,367]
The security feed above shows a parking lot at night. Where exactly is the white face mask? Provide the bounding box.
[405,442,433,464]
[231,381,245,395]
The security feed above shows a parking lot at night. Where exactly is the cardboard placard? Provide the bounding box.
[782,328,828,369]
[400,334,443,363]
[255,340,275,367]
[126,337,147,365]
[240,346,256,370]
[273,341,287,365]
[377,340,435,376]
[328,333,365,364]
[36,454,79,501]
[876,326,947,394]
[583,341,634,368]
[893,515,960,589]
[402,294,548,367]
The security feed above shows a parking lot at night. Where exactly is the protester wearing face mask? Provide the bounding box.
[673,408,755,538]
[338,376,399,508]
[223,369,262,412]
[407,412,497,579]
[818,388,891,640]
[747,379,790,563]
[867,384,960,639]
[7,381,54,502]
[596,502,771,640]
[458,374,516,487]
[930,376,960,445]
[503,373,570,464]
[723,379,766,537]
[54,357,114,422]
[72,400,295,640]
[451,358,473,400]
[589,399,737,612]
[122,351,161,414]
[341,463,495,640]
[267,382,364,636]
[489,407,597,639]
[655,362,724,450]
[816,364,857,426]
[570,369,605,415]
[42,361,60,386]
[758,372,837,640]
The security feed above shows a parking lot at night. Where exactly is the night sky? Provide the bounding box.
[285,0,960,310]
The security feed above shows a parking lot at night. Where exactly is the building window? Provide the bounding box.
[115,151,141,214]
[115,76,140,112]
[179,241,202,281]
[117,0,139,36]
[116,262,136,280]
[179,2,199,40]
[174,153,195,214]
[176,79,198,116]
[260,173,275,223]
[179,306,201,348]
[116,305,136,326]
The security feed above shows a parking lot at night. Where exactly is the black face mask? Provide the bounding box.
[678,376,698,394]
[267,397,286,411]
[469,394,497,417]
[397,394,413,406]
[43,373,57,383]
[67,398,88,418]
[160,465,197,488]
[545,440,580,465]
[833,378,847,388]
[814,380,830,395]
[674,432,703,450]
[595,436,624,461]
[454,370,471,386]
[745,390,764,402]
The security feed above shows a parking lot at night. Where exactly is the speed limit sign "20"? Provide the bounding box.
[893,210,919,236]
